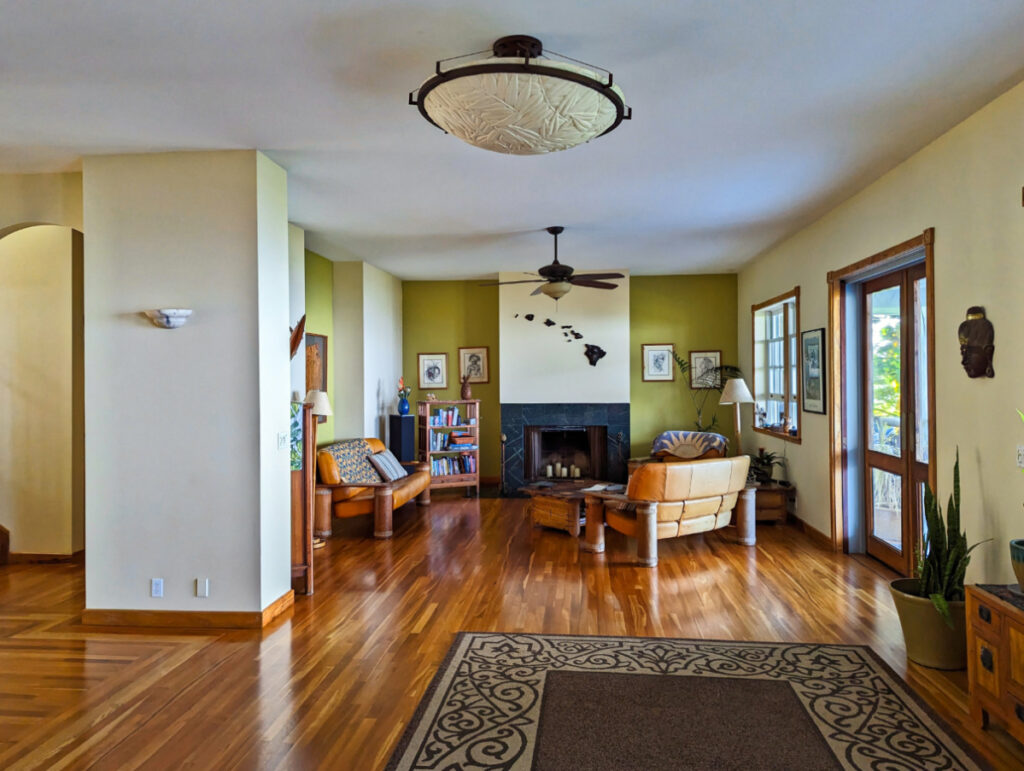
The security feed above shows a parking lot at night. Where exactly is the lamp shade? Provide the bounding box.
[719,378,754,405]
[303,389,333,417]
[539,280,572,300]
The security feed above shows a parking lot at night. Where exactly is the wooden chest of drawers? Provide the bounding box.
[966,584,1024,747]
[754,484,794,523]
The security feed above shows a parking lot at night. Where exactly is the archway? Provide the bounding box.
[0,223,84,561]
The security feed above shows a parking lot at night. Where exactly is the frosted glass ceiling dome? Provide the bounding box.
[410,35,631,155]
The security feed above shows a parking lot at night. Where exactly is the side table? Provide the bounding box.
[755,483,795,523]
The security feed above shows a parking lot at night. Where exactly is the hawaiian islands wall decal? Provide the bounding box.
[513,312,604,365]
[584,344,607,366]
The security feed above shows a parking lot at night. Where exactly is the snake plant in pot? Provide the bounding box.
[890,449,986,670]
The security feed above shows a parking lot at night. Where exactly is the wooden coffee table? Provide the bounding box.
[521,480,622,537]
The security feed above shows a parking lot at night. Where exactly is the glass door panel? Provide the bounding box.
[914,276,929,464]
[870,468,903,551]
[867,285,901,457]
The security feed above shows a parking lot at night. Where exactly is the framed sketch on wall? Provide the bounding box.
[641,343,674,382]
[305,333,328,423]
[801,328,826,414]
[418,352,448,389]
[689,350,721,389]
[458,346,490,384]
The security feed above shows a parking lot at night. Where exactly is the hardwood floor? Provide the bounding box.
[1,494,1021,769]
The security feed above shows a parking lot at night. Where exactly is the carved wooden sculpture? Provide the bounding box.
[958,306,995,378]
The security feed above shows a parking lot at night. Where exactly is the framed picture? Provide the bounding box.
[304,333,328,423]
[418,352,448,389]
[458,346,490,384]
[641,343,675,382]
[689,350,721,389]
[802,328,826,414]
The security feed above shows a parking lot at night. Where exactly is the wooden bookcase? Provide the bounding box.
[417,399,480,496]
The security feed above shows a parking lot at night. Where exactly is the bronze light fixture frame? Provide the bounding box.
[409,35,632,140]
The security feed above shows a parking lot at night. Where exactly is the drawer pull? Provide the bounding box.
[980,646,994,672]
[978,605,992,623]
[1017,703,1024,723]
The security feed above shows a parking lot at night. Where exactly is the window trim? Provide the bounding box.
[751,286,802,444]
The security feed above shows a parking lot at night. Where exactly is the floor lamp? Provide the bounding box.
[719,378,754,456]
[303,390,333,548]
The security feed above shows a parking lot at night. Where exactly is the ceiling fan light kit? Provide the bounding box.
[410,35,631,155]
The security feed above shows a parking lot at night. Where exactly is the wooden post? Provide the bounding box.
[636,502,658,567]
[582,496,605,553]
[314,488,333,538]
[735,487,756,546]
[374,487,394,539]
[0,525,8,565]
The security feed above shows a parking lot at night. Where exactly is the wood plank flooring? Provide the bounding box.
[0,494,1020,769]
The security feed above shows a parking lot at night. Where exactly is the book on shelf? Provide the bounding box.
[430,453,476,476]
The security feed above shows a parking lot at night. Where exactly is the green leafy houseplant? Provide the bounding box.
[914,449,986,627]
[670,352,743,432]
[749,449,785,485]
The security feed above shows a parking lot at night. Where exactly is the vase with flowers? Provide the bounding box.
[397,378,412,415]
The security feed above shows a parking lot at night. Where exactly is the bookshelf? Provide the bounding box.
[417,399,480,496]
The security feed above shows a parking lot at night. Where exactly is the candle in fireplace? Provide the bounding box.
[545,464,553,478]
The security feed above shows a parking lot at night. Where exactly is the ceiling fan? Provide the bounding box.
[480,227,624,300]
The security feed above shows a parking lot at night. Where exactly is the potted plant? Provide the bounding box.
[748,449,785,486]
[890,450,985,669]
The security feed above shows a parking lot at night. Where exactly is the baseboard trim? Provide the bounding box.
[7,551,83,565]
[787,514,835,551]
[82,590,295,630]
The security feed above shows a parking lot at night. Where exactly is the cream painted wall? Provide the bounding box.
[83,151,291,612]
[499,272,630,403]
[255,154,292,610]
[288,224,306,399]
[0,172,82,236]
[332,261,364,439]
[0,226,83,554]
[362,263,403,440]
[738,78,1024,583]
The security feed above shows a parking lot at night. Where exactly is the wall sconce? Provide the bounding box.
[145,308,193,329]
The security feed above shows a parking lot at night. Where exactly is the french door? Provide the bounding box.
[862,263,929,575]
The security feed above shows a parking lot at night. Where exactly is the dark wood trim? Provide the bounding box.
[826,231,929,283]
[7,551,82,564]
[0,525,8,565]
[750,285,802,443]
[826,228,935,559]
[81,590,295,630]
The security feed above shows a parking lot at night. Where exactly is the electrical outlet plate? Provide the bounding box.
[277,432,288,450]
[151,578,164,598]
[1017,445,1024,469]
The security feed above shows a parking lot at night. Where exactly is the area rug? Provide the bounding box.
[386,632,983,770]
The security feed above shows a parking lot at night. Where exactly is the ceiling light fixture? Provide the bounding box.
[409,35,631,155]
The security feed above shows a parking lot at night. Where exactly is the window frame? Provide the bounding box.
[751,286,802,444]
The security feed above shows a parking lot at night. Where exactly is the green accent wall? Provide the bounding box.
[629,275,739,457]
[305,249,335,442]
[402,282,501,479]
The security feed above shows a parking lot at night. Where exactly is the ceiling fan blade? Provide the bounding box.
[572,272,625,280]
[569,278,619,290]
[530,284,547,296]
[478,279,547,286]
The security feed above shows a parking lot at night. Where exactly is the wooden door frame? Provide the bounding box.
[826,228,936,553]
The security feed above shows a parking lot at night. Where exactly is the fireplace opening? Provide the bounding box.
[524,425,607,481]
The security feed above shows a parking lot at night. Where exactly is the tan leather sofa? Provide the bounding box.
[583,455,750,566]
[314,438,431,539]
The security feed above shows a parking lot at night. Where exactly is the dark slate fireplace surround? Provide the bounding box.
[501,403,630,495]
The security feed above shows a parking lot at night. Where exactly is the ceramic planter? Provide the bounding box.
[1011,539,1024,592]
[890,578,967,670]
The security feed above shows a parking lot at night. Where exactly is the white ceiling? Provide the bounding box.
[3,1,1024,278]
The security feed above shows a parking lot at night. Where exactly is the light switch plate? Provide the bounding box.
[1017,445,1024,469]
[277,432,288,450]
[195,578,210,598]
[151,578,164,598]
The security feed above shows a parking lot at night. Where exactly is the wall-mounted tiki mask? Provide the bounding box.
[957,306,994,378]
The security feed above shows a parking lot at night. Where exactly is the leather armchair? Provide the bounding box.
[584,455,750,566]
[314,438,431,539]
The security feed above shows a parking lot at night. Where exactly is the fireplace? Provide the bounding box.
[524,425,607,480]
[500,403,629,495]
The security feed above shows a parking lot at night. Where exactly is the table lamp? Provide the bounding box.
[719,378,754,456]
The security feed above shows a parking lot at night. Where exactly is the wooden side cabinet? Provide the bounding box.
[754,483,795,523]
[966,584,1024,747]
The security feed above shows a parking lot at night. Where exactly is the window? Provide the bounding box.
[752,287,801,442]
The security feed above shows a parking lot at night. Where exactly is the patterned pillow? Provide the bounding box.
[368,449,409,482]
[651,431,728,459]
[322,439,383,484]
